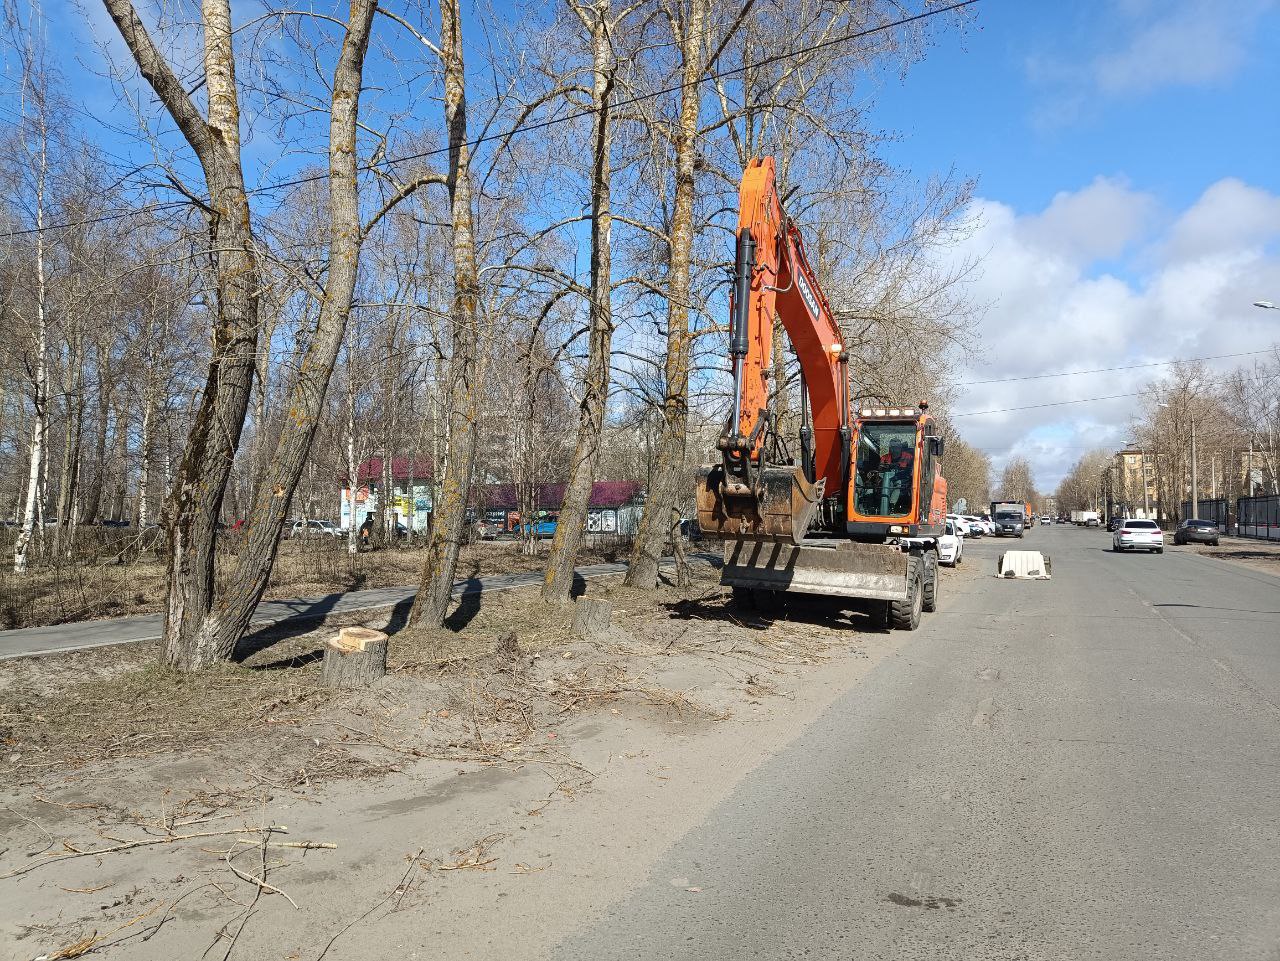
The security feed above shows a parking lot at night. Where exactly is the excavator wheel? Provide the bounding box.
[890,555,924,631]
[921,552,939,613]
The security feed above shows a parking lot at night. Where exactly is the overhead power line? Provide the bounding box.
[951,392,1144,418]
[0,0,977,239]
[958,345,1278,388]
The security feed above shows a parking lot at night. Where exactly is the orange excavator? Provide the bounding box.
[695,157,948,629]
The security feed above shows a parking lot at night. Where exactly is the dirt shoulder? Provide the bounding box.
[0,560,974,960]
[1172,536,1280,579]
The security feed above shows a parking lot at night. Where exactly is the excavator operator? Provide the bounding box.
[881,441,915,514]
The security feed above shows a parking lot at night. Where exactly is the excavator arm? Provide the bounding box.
[697,156,851,544]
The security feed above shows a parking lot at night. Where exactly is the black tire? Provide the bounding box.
[956,551,963,567]
[1156,548,1164,554]
[922,552,939,613]
[890,556,924,631]
[1211,540,1219,547]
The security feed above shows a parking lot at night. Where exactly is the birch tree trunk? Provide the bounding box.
[194,0,378,660]
[625,0,708,590]
[410,0,485,628]
[542,0,616,602]
[13,162,48,574]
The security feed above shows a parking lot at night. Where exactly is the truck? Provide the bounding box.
[989,501,1027,538]
[695,156,947,631]
[1071,510,1099,526]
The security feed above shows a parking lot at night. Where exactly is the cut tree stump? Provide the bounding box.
[494,631,521,660]
[321,627,389,689]
[572,598,613,640]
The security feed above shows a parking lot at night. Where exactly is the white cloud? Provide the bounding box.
[946,177,1280,491]
[1163,179,1280,263]
[1027,0,1276,123]
[1092,0,1267,96]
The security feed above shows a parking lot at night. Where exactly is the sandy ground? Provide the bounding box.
[1177,535,1280,577]
[0,557,981,960]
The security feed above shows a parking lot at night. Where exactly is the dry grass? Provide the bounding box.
[2,659,336,774]
[0,563,716,779]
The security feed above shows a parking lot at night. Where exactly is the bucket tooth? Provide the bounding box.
[695,463,825,546]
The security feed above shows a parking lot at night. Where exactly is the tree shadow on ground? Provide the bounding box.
[664,589,886,634]
[1155,602,1280,615]
[238,597,415,669]
[445,569,483,631]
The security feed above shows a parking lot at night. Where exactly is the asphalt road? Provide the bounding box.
[0,561,637,660]
[559,525,1280,960]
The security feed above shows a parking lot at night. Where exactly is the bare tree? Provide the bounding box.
[997,456,1036,502]
[541,0,640,602]
[6,0,55,573]
[410,0,487,628]
[101,0,265,667]
[204,0,381,661]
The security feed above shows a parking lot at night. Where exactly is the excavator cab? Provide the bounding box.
[846,407,947,541]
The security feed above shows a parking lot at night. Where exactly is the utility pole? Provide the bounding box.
[1189,417,1198,520]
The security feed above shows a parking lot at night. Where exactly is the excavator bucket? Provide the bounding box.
[695,463,825,546]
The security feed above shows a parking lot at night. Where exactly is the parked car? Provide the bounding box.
[1112,518,1164,553]
[288,519,341,539]
[1040,516,1050,525]
[938,520,963,567]
[992,511,1024,538]
[1085,516,1101,527]
[969,515,994,535]
[946,514,973,537]
[1173,519,1220,546]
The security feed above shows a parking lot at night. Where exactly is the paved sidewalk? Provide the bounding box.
[0,562,637,661]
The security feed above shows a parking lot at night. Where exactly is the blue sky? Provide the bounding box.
[865,0,1280,486]
[875,0,1280,215]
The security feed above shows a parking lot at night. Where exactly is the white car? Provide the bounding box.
[1112,518,1164,554]
[289,519,341,539]
[962,514,989,536]
[938,520,963,566]
[946,514,973,537]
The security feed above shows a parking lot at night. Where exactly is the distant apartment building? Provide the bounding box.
[1114,444,1159,519]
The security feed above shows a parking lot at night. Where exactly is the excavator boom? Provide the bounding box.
[696,157,849,545]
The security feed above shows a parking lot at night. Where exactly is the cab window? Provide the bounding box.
[853,422,917,518]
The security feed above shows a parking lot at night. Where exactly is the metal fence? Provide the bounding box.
[1237,495,1280,542]
[1181,498,1230,532]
